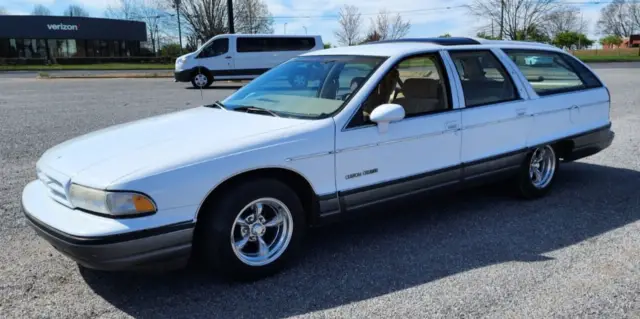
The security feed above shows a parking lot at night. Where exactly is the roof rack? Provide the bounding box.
[367,37,482,46]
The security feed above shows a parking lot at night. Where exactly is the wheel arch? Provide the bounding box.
[195,167,321,225]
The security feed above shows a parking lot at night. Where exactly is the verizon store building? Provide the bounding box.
[0,16,147,59]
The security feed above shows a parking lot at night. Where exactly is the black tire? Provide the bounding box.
[515,145,559,199]
[191,69,213,88]
[194,179,306,281]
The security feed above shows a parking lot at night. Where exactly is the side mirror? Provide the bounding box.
[370,104,405,134]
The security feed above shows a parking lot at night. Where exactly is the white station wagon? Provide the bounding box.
[22,37,615,281]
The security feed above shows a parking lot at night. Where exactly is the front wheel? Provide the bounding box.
[194,179,306,281]
[516,145,559,199]
[191,70,212,88]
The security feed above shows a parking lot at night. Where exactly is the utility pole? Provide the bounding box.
[227,0,235,34]
[500,0,504,40]
[173,0,183,53]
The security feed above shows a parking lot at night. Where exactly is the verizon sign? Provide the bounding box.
[47,23,79,31]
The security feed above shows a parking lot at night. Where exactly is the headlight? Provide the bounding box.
[176,57,185,65]
[68,184,156,217]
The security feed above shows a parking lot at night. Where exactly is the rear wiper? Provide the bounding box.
[233,106,280,117]
[204,100,228,110]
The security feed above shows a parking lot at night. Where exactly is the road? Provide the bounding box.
[0,69,639,318]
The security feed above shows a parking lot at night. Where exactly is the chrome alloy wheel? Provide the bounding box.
[529,145,556,189]
[193,73,209,87]
[230,198,294,267]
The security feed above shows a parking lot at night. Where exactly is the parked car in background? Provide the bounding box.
[23,37,614,282]
[174,34,324,88]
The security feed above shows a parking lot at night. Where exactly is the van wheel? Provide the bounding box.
[288,73,308,89]
[191,70,212,88]
[194,179,306,281]
[516,145,559,199]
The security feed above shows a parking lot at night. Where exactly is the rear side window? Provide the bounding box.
[449,50,519,107]
[503,49,603,96]
[237,37,316,52]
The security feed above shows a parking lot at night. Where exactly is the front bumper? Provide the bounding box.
[174,69,192,82]
[22,181,195,271]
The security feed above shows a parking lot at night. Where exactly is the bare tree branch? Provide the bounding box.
[234,0,274,34]
[389,12,411,39]
[105,0,137,20]
[544,6,588,38]
[32,4,52,15]
[334,5,363,46]
[597,0,638,37]
[366,9,411,41]
[468,0,559,40]
[63,4,90,17]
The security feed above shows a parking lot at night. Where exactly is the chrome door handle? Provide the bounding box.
[225,56,232,59]
[516,108,527,117]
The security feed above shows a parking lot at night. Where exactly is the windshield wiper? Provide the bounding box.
[233,106,281,117]
[204,100,228,110]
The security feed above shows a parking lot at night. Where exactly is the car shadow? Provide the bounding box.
[80,161,640,318]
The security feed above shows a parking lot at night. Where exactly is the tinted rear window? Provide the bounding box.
[237,37,316,52]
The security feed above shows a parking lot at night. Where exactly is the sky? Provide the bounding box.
[2,0,610,46]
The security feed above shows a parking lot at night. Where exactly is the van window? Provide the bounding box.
[237,37,316,53]
[449,50,519,107]
[199,38,229,58]
[503,49,603,96]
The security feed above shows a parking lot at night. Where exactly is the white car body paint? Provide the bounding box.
[23,38,614,268]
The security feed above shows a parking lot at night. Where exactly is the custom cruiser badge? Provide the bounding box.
[345,168,378,180]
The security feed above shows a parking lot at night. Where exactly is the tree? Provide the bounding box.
[234,0,274,34]
[439,33,452,38]
[600,34,624,47]
[160,43,183,57]
[514,25,550,42]
[553,31,593,49]
[323,42,333,49]
[597,0,637,37]
[0,7,8,15]
[544,6,588,39]
[334,5,363,46]
[105,0,137,20]
[63,4,90,17]
[368,9,410,41]
[32,4,52,15]
[176,0,274,43]
[476,32,500,40]
[468,0,559,40]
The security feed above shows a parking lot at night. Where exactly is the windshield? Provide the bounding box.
[221,55,386,119]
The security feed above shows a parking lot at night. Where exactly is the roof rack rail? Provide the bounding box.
[366,37,481,46]
[472,38,556,48]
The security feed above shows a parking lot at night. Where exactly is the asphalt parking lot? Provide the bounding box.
[1,69,639,318]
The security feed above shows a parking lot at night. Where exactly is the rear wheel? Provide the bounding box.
[194,179,306,281]
[516,145,559,199]
[191,69,212,88]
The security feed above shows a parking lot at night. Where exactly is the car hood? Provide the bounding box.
[37,106,308,187]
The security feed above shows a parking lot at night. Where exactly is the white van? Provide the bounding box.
[174,34,324,88]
